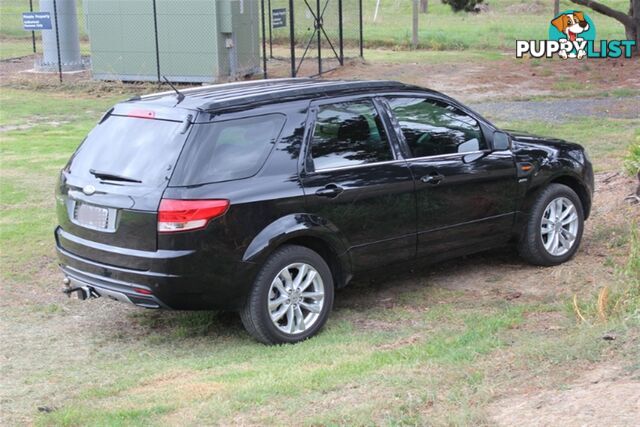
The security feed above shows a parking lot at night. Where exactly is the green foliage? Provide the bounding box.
[623,139,640,176]
[621,225,640,315]
[441,0,485,13]
[572,224,640,323]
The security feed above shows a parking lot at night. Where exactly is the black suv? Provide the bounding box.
[56,79,594,344]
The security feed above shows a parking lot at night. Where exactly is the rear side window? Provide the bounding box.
[171,114,286,185]
[387,97,487,158]
[68,116,184,187]
[309,100,393,171]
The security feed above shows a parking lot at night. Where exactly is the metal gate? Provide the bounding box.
[261,0,363,78]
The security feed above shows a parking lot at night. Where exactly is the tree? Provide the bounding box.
[440,0,484,13]
[569,0,640,54]
[420,0,429,13]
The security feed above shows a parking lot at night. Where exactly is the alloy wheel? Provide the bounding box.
[267,263,325,335]
[540,197,579,256]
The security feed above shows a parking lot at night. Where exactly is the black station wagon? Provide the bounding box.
[56,79,594,344]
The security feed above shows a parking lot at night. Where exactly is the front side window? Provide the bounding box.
[309,100,393,171]
[387,97,486,158]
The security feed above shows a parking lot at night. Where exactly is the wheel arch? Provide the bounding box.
[281,235,351,289]
[515,173,591,241]
[242,214,353,288]
[548,174,591,219]
[522,173,591,220]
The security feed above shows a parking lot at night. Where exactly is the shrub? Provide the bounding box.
[623,141,640,177]
[573,224,640,323]
[441,0,484,13]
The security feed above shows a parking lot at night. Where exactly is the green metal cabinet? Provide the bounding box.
[83,0,260,82]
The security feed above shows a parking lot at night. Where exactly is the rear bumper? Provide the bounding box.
[55,227,259,310]
[62,269,169,309]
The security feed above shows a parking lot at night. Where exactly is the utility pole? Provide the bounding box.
[412,0,419,49]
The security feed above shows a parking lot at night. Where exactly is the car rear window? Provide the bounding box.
[170,114,286,186]
[68,115,185,187]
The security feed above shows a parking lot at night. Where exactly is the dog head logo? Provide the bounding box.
[549,10,596,59]
[551,11,590,42]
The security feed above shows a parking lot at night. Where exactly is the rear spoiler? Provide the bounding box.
[107,103,195,123]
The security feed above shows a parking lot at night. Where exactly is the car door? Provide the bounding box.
[300,97,416,272]
[383,95,518,259]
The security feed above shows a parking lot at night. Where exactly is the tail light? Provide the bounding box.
[158,199,229,233]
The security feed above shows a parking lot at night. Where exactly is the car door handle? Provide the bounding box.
[420,173,444,185]
[315,184,344,198]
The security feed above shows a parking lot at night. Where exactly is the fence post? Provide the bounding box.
[261,0,268,78]
[268,0,273,58]
[420,0,428,14]
[359,0,363,57]
[338,0,343,65]
[412,0,419,49]
[152,0,161,83]
[289,0,295,77]
[29,0,36,53]
[316,0,321,75]
[52,0,62,82]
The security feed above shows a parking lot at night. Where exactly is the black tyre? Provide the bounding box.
[240,245,334,344]
[518,183,584,266]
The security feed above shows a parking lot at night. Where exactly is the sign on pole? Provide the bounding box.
[22,12,52,30]
[272,8,287,29]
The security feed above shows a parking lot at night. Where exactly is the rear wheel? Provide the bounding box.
[240,245,334,344]
[518,183,584,266]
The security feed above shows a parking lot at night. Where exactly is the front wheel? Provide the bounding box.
[240,245,334,344]
[518,183,584,266]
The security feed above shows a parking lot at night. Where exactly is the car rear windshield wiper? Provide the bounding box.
[90,169,142,183]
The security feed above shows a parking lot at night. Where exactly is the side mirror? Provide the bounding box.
[492,131,511,151]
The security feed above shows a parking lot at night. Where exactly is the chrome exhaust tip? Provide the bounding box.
[61,277,95,300]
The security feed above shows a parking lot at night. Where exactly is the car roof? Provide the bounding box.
[126,78,438,113]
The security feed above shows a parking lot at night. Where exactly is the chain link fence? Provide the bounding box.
[0,0,363,83]
[263,0,364,77]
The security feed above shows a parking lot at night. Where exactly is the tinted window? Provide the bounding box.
[171,114,286,185]
[388,97,486,158]
[68,116,184,187]
[310,100,393,170]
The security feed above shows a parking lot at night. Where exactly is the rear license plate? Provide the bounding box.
[73,202,110,230]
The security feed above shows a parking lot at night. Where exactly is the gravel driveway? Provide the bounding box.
[471,96,640,123]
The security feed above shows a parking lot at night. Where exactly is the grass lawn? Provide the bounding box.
[0,38,36,60]
[356,0,630,49]
[1,82,638,425]
[0,37,91,60]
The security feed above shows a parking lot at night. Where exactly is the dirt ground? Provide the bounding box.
[327,55,640,102]
[490,364,640,427]
[2,173,637,425]
[3,52,640,103]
